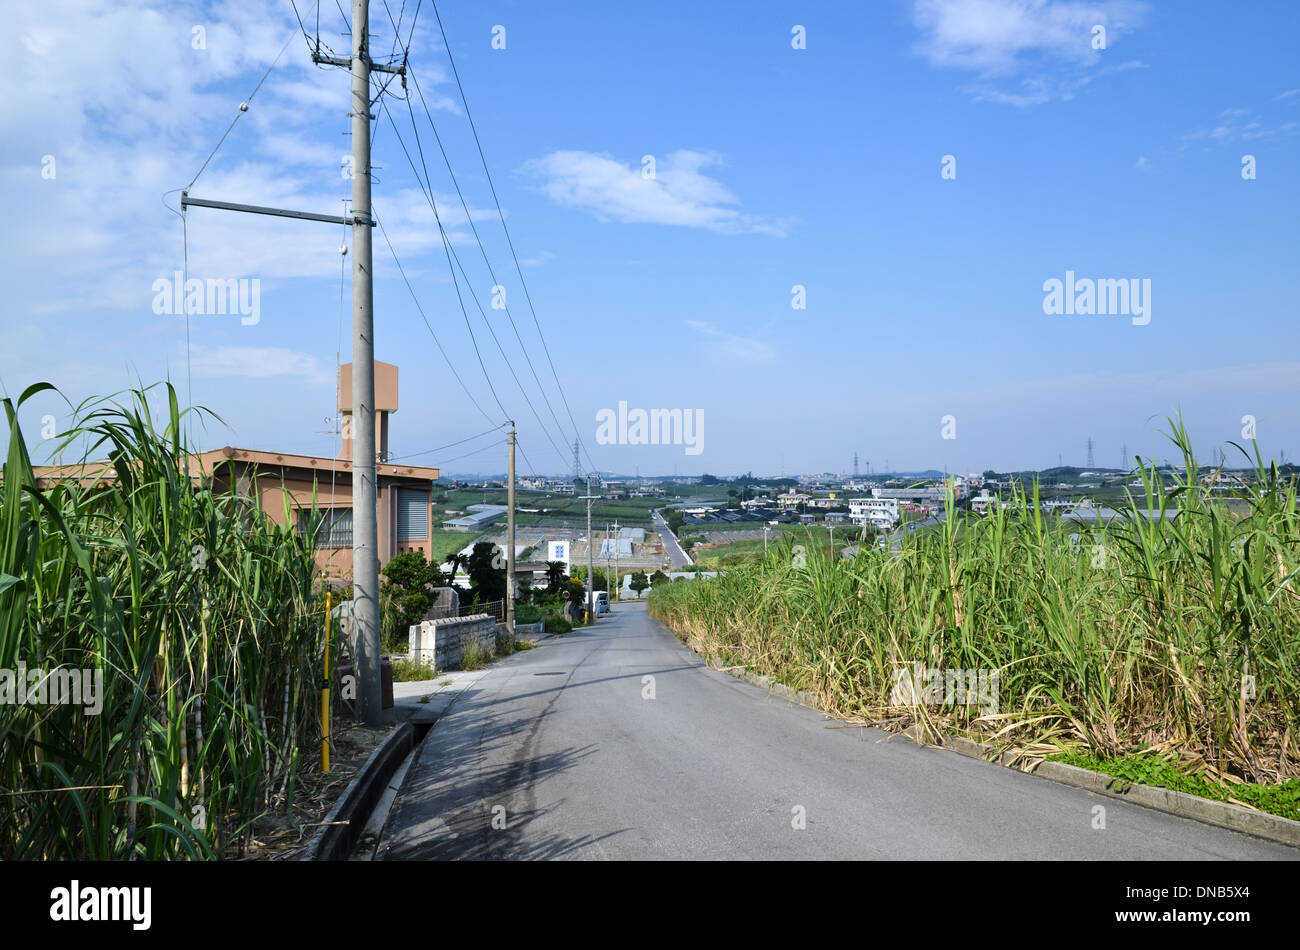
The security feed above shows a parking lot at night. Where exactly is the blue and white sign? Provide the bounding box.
[548,540,570,571]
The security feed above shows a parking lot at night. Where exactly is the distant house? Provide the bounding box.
[443,505,508,531]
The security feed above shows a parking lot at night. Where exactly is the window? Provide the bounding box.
[396,489,429,541]
[299,507,353,549]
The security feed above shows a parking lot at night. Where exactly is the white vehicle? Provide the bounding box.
[587,591,610,615]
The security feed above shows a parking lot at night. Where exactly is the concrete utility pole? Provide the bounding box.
[611,518,620,602]
[506,426,516,636]
[346,0,382,727]
[181,0,404,728]
[586,478,595,622]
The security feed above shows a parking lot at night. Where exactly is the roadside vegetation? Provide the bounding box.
[649,420,1300,816]
[1,383,331,859]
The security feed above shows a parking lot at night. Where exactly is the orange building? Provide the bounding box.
[34,361,439,581]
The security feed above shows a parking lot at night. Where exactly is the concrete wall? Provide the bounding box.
[513,621,545,641]
[409,613,497,670]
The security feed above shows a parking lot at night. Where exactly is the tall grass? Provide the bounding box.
[1,382,331,859]
[650,419,1300,784]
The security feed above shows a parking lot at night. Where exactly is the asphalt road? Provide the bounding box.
[376,602,1297,861]
[651,509,693,568]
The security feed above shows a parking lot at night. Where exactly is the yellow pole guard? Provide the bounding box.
[322,590,332,773]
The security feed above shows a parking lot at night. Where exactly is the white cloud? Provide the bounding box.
[1183,106,1300,149]
[520,149,790,236]
[685,321,775,363]
[188,345,330,383]
[521,250,557,268]
[910,0,1149,105]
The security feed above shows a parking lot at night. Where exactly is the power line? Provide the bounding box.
[389,424,506,462]
[425,4,598,476]
[380,96,570,471]
[373,208,504,429]
[423,438,507,469]
[186,25,298,191]
[404,61,573,465]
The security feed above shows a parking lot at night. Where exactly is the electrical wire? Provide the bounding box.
[373,207,502,429]
[404,61,573,471]
[379,98,570,470]
[427,2,598,477]
[389,424,506,462]
[186,26,298,191]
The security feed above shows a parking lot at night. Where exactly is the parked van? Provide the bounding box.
[587,591,610,615]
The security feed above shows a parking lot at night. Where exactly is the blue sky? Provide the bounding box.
[2,0,1298,476]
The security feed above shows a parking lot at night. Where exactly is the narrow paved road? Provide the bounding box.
[377,602,1297,860]
[651,509,692,568]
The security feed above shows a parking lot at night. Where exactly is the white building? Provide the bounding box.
[849,497,899,527]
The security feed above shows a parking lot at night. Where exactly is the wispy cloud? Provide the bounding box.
[188,345,330,383]
[520,250,557,268]
[910,0,1149,105]
[685,321,775,363]
[520,149,790,236]
[1183,107,1299,149]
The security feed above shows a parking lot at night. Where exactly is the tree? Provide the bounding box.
[572,565,608,592]
[666,509,685,533]
[650,569,669,587]
[440,550,467,588]
[561,577,588,620]
[466,540,506,604]
[544,560,567,595]
[629,570,650,598]
[380,551,440,637]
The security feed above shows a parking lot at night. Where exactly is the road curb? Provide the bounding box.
[713,662,1300,850]
[302,721,421,862]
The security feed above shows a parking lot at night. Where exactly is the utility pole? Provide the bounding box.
[585,478,595,622]
[181,0,403,727]
[346,0,382,727]
[506,425,516,637]
[611,518,620,602]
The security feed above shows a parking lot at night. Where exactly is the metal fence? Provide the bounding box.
[458,598,505,622]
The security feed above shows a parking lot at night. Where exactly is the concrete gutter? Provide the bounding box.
[713,663,1300,849]
[302,668,491,860]
[301,722,418,862]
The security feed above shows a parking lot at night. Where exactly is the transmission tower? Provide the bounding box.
[572,439,581,482]
[853,452,860,477]
[1086,437,1095,469]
